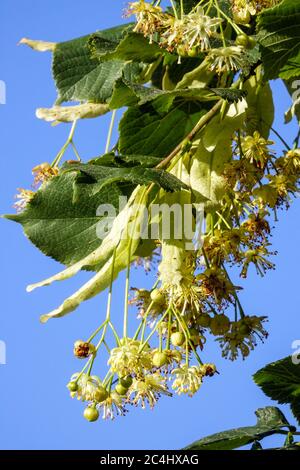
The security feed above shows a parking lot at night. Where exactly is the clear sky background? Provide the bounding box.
[1,0,299,451]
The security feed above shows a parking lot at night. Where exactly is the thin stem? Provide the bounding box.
[270,126,290,151]
[74,356,94,383]
[213,1,244,35]
[102,339,111,354]
[237,130,244,159]
[99,248,117,346]
[136,300,155,342]
[215,211,232,229]
[71,141,81,161]
[170,0,178,18]
[139,308,171,352]
[87,355,96,376]
[214,0,226,47]
[222,264,246,318]
[180,0,184,17]
[172,307,203,365]
[166,308,172,349]
[293,129,300,149]
[156,100,223,171]
[123,255,131,339]
[202,246,211,269]
[51,120,78,167]
[109,321,121,346]
[123,186,149,339]
[87,319,109,344]
[105,110,117,153]
[106,375,114,393]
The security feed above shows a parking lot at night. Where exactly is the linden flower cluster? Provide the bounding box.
[128,2,223,57]
[68,335,217,421]
[15,0,299,426]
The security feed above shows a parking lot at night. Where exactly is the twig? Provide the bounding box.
[156,100,223,170]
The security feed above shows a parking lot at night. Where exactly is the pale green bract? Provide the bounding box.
[189,100,247,210]
[28,186,149,322]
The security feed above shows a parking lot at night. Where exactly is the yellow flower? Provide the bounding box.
[99,391,126,420]
[207,46,244,74]
[241,131,274,168]
[217,315,268,360]
[231,0,257,24]
[171,365,204,396]
[32,162,58,187]
[129,373,171,409]
[70,373,103,402]
[183,7,222,51]
[108,339,152,376]
[127,0,166,41]
[14,188,35,212]
[276,149,300,175]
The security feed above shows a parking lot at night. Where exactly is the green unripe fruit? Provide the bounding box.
[94,387,108,403]
[83,406,99,422]
[247,36,257,49]
[120,376,133,389]
[236,34,256,49]
[235,34,249,47]
[171,331,185,347]
[67,381,78,392]
[188,46,198,58]
[150,289,165,305]
[152,351,168,368]
[115,384,128,396]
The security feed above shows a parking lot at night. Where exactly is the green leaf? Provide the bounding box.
[109,78,244,110]
[185,407,294,450]
[5,173,132,269]
[280,50,300,80]
[62,162,187,194]
[91,32,165,63]
[119,101,206,158]
[254,356,300,424]
[90,152,163,168]
[52,24,144,104]
[257,0,300,80]
[243,74,274,138]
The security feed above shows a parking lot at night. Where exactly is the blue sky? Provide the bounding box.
[1,0,299,450]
